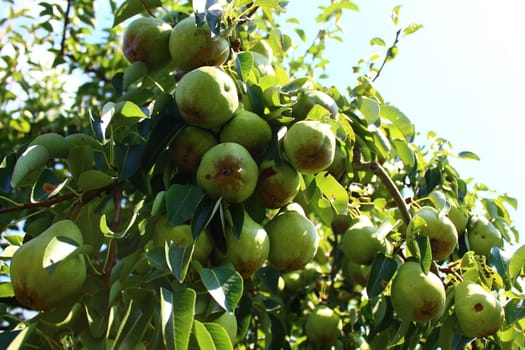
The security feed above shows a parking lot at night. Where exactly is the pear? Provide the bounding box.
[265,210,319,270]
[10,220,87,310]
[304,305,342,345]
[341,216,388,265]
[406,206,458,261]
[467,215,503,257]
[454,280,504,337]
[390,260,446,322]
[214,211,270,278]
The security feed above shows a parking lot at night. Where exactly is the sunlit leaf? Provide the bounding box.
[200,265,243,312]
[457,151,480,161]
[160,287,195,350]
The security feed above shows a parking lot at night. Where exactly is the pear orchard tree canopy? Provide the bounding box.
[0,0,524,349]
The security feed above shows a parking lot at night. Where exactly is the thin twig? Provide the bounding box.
[352,144,412,225]
[59,0,73,57]
[372,29,401,82]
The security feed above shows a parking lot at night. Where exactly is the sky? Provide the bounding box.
[282,0,525,246]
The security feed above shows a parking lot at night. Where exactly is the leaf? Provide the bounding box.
[0,283,14,298]
[254,0,289,9]
[380,104,415,141]
[115,143,145,181]
[192,196,222,240]
[200,265,243,312]
[228,203,245,240]
[123,62,148,90]
[235,52,254,82]
[192,320,216,350]
[42,235,81,274]
[358,96,380,124]
[415,235,432,274]
[165,243,194,283]
[457,151,480,161]
[367,253,397,298]
[489,247,511,289]
[314,172,349,214]
[160,287,196,350]
[508,244,525,281]
[112,299,153,350]
[392,139,415,167]
[202,322,234,350]
[166,184,205,226]
[504,299,525,324]
[113,0,162,27]
[370,37,386,47]
[403,23,423,36]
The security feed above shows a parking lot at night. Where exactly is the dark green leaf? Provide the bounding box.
[228,203,244,240]
[192,196,222,240]
[200,265,243,312]
[166,243,194,283]
[113,299,153,350]
[416,235,432,274]
[367,253,397,298]
[166,184,205,226]
[504,298,525,324]
[160,287,196,350]
[113,0,162,27]
[115,143,145,181]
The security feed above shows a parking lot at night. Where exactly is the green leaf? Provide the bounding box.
[254,0,289,9]
[115,143,145,181]
[113,0,162,27]
[235,52,254,82]
[192,320,216,350]
[42,235,81,274]
[358,96,380,124]
[314,172,349,214]
[202,322,234,350]
[392,139,415,167]
[370,37,386,47]
[123,62,148,90]
[200,265,243,312]
[228,203,245,240]
[457,151,480,161]
[416,235,432,274]
[192,196,222,240]
[380,104,415,141]
[119,101,148,119]
[504,299,525,324]
[113,299,153,350]
[403,23,423,36]
[166,184,205,226]
[367,253,397,298]
[0,283,14,298]
[160,287,196,350]
[509,244,525,281]
[166,243,194,283]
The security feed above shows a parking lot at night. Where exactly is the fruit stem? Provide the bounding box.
[372,29,401,82]
[352,144,412,225]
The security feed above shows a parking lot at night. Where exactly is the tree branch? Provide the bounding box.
[352,144,412,225]
[372,29,401,82]
[59,0,74,58]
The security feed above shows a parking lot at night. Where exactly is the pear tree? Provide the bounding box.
[0,1,524,349]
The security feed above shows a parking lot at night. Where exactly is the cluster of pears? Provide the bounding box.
[122,13,343,279]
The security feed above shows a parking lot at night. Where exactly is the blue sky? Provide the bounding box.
[282,0,525,244]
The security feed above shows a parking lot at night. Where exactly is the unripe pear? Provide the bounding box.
[428,190,468,233]
[467,215,503,257]
[406,206,458,261]
[169,126,218,173]
[169,16,230,71]
[256,159,301,209]
[29,132,68,158]
[211,312,238,345]
[214,211,270,278]
[390,261,446,322]
[122,17,172,69]
[10,220,87,310]
[220,110,272,156]
[341,216,388,265]
[10,144,50,188]
[196,142,258,204]
[304,305,342,345]
[175,66,238,130]
[283,120,336,175]
[265,210,319,270]
[154,216,213,264]
[293,90,338,120]
[454,280,504,337]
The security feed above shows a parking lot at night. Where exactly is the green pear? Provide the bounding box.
[265,210,319,270]
[406,206,458,261]
[467,215,503,257]
[341,257,371,287]
[175,66,238,130]
[341,216,388,265]
[214,211,270,278]
[256,159,301,209]
[454,280,504,337]
[428,190,468,233]
[29,132,68,158]
[283,120,336,175]
[327,145,348,180]
[10,220,87,310]
[122,17,172,69]
[154,216,213,264]
[169,126,218,173]
[196,142,258,204]
[169,16,230,71]
[390,260,446,322]
[293,90,338,121]
[304,305,342,345]
[219,110,272,156]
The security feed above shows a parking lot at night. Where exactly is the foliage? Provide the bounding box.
[0,1,524,349]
